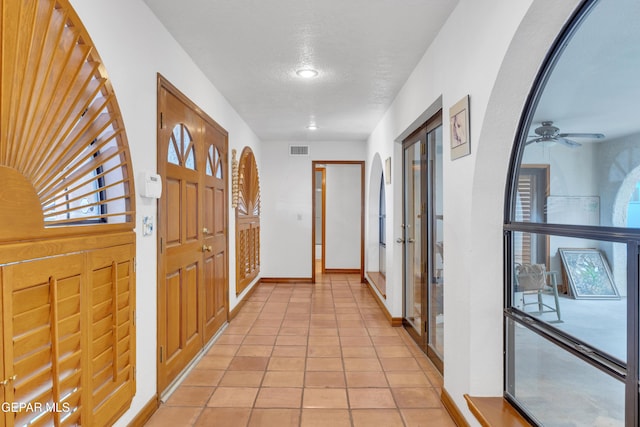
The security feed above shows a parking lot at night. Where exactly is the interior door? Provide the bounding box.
[158,89,205,392]
[157,79,229,394]
[402,129,426,342]
[202,121,228,342]
[402,114,444,372]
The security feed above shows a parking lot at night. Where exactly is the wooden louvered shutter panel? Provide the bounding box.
[516,174,533,265]
[3,254,85,427]
[88,245,136,427]
[236,148,260,295]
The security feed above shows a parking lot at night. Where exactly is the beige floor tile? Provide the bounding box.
[307,345,341,358]
[392,387,441,408]
[308,327,339,336]
[267,357,306,371]
[379,357,421,371]
[424,368,444,387]
[258,311,286,320]
[339,336,372,347]
[228,356,270,371]
[165,386,214,407]
[206,344,239,356]
[304,371,346,388]
[219,370,265,387]
[236,345,274,357]
[400,408,457,427]
[302,388,348,409]
[341,346,377,358]
[345,371,388,388]
[272,345,307,357]
[262,371,305,387]
[181,368,225,387]
[300,409,351,427]
[249,327,280,336]
[367,327,400,337]
[351,409,405,427]
[197,356,233,370]
[145,406,203,427]
[247,409,300,427]
[308,336,340,346]
[338,327,368,336]
[343,358,382,372]
[385,372,431,388]
[375,345,413,358]
[147,278,457,427]
[371,336,405,346]
[253,319,284,328]
[306,357,343,371]
[255,387,303,408]
[215,334,245,345]
[276,335,308,346]
[195,408,251,427]
[348,388,396,409]
[279,327,309,336]
[207,387,258,407]
[243,335,277,346]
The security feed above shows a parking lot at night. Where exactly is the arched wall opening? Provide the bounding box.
[366,153,386,297]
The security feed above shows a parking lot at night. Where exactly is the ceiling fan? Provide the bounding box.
[526,121,605,147]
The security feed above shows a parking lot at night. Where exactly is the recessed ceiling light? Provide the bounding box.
[296,68,319,79]
[307,124,318,130]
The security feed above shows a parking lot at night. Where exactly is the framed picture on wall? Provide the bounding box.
[558,248,619,299]
[449,95,470,160]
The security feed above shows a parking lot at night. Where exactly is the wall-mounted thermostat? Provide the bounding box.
[141,171,162,198]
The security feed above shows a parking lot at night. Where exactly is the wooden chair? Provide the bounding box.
[515,263,562,322]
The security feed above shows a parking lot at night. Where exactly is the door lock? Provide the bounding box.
[203,227,210,234]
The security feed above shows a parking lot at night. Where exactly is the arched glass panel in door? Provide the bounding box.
[168,123,196,170]
[504,0,640,425]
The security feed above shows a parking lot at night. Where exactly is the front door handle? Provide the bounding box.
[396,238,404,244]
[202,245,212,252]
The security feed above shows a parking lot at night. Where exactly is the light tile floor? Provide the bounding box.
[145,273,456,427]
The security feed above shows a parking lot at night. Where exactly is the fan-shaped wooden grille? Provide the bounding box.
[237,149,260,216]
[0,0,134,241]
[236,147,260,294]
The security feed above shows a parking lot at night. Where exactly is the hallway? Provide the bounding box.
[145,273,456,426]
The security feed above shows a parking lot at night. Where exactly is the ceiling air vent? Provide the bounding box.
[289,145,309,156]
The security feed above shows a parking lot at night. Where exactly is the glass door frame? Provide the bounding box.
[401,111,443,372]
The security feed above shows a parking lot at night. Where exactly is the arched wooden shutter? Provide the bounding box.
[0,0,134,241]
[0,1,136,426]
[236,147,260,294]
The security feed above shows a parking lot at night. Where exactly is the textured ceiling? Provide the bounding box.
[143,0,458,141]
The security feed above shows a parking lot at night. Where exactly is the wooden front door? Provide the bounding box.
[202,121,228,342]
[157,78,228,393]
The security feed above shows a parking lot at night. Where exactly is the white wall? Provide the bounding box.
[325,164,362,270]
[261,141,365,278]
[69,0,262,424]
[364,0,583,423]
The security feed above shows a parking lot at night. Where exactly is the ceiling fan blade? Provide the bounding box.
[556,137,582,147]
[558,132,604,139]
